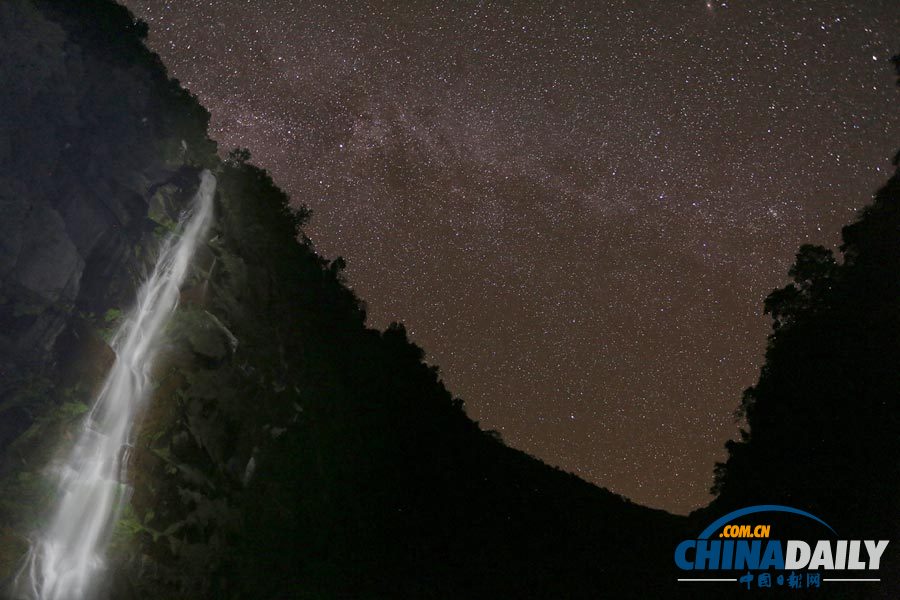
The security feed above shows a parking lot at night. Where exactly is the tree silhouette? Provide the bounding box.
[713,57,900,546]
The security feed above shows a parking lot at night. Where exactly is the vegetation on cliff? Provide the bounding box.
[0,2,682,598]
[1,1,897,599]
[712,57,900,528]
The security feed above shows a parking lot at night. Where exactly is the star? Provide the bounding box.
[122,0,899,513]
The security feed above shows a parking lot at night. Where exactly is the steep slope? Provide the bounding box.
[0,0,218,589]
[0,2,686,599]
[0,0,214,452]
[707,57,900,599]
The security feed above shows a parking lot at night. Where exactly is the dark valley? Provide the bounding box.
[0,2,897,599]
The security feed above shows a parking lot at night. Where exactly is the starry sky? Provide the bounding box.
[122,0,898,513]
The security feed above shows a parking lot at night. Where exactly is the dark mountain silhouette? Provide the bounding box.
[705,57,900,599]
[0,2,684,597]
[0,1,895,599]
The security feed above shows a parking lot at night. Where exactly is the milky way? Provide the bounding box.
[122,0,898,512]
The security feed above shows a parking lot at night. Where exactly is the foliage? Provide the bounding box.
[712,58,900,548]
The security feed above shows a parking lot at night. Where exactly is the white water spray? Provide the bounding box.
[17,171,216,600]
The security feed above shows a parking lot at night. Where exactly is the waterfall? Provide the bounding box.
[16,170,217,600]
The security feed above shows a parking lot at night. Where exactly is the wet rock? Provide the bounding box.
[12,203,82,305]
[0,406,32,455]
[179,310,230,362]
[0,191,31,283]
[148,183,181,229]
[0,526,28,583]
[54,319,116,395]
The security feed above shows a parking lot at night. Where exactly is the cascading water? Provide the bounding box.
[16,171,217,600]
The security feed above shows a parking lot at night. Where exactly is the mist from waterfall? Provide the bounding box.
[16,171,217,600]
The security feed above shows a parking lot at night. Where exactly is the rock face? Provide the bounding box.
[0,2,689,600]
[0,0,216,585]
[0,0,215,439]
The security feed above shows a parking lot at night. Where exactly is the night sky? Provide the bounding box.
[122,0,898,513]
